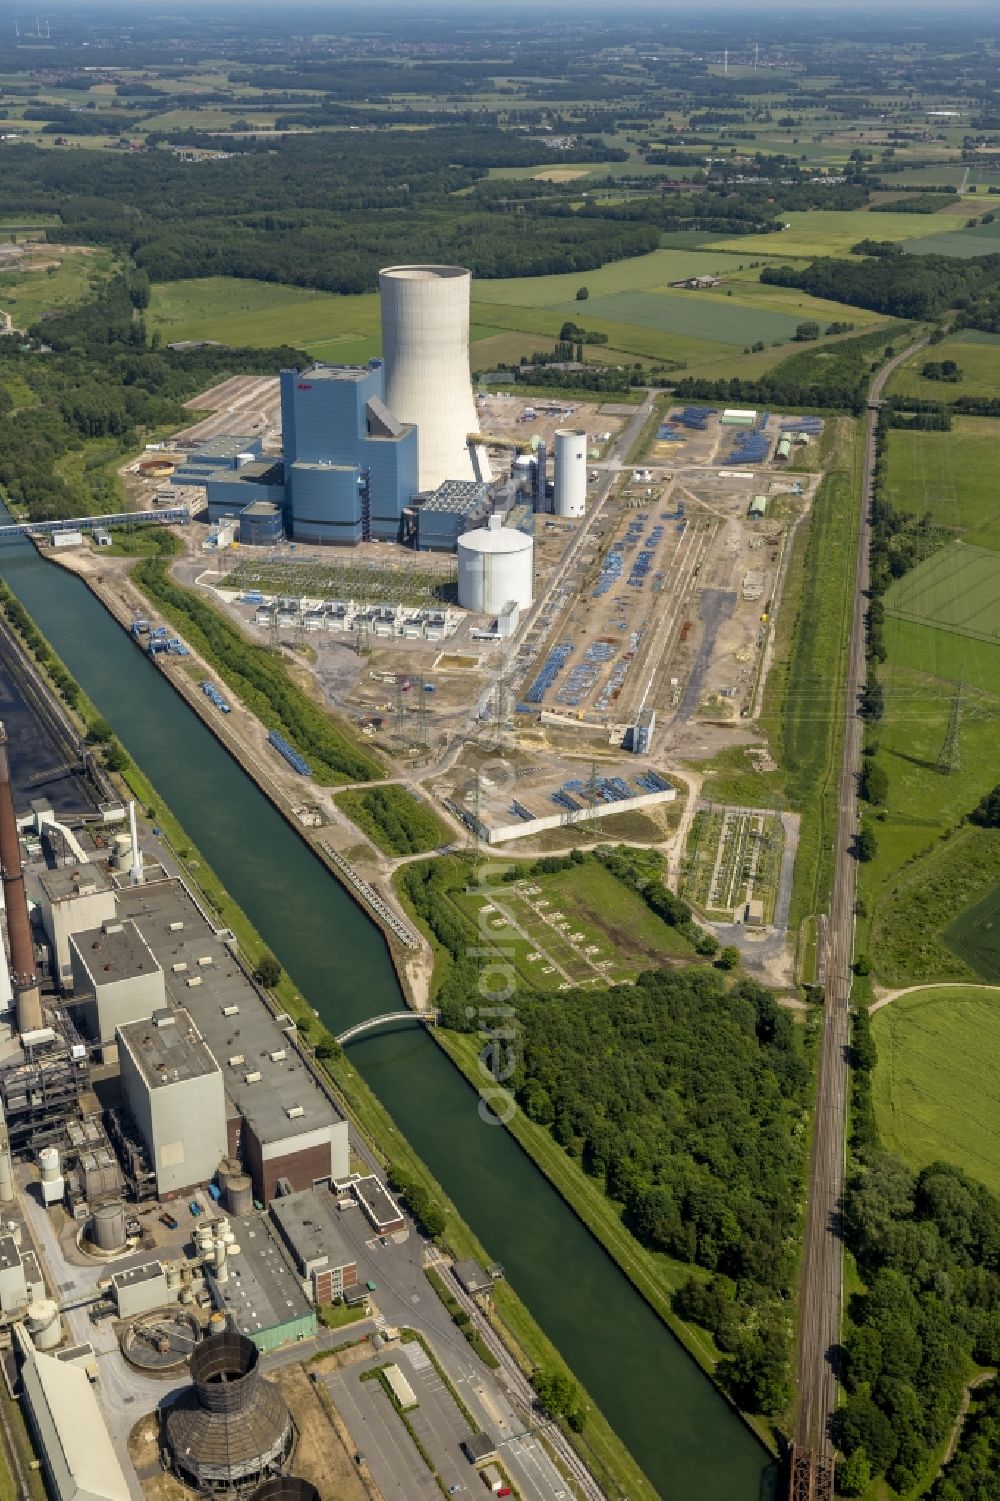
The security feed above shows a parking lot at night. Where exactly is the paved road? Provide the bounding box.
[794,337,927,1457]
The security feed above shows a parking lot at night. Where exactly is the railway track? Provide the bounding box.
[793,337,928,1479]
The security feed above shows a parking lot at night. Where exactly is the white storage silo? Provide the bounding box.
[38,1147,63,1208]
[27,1298,61,1350]
[379,265,489,492]
[457,517,533,616]
[553,429,588,518]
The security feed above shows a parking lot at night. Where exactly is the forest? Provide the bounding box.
[760,252,1000,330]
[401,850,806,1416]
[0,275,304,520]
[835,1009,1000,1497]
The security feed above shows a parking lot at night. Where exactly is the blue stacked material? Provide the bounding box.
[628,548,656,587]
[563,779,585,793]
[201,680,231,714]
[552,791,583,812]
[677,406,713,430]
[779,415,823,433]
[593,548,625,597]
[510,800,535,822]
[525,641,573,703]
[639,768,672,792]
[720,430,771,465]
[267,729,311,776]
[756,411,770,431]
[556,640,616,707]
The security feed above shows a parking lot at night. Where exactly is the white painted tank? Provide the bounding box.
[165,1265,182,1292]
[553,429,588,518]
[26,1298,61,1350]
[457,517,533,616]
[379,265,489,491]
[5,1221,20,1248]
[38,1147,63,1208]
[39,1147,60,1182]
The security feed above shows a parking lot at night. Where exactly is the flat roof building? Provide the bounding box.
[70,920,165,1059]
[268,1188,360,1303]
[110,1260,168,1319]
[36,865,117,990]
[17,1325,131,1501]
[116,880,349,1203]
[204,1213,317,1353]
[118,1008,227,1198]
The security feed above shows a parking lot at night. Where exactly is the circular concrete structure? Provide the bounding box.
[553,428,588,518]
[457,523,533,616]
[250,1482,320,1501]
[379,265,488,492]
[166,1332,292,1492]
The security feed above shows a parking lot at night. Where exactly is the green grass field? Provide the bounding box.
[887,330,1000,401]
[884,418,1000,549]
[872,988,1000,1194]
[552,288,809,346]
[451,859,696,992]
[704,209,955,258]
[886,542,1000,643]
[944,887,1000,982]
[0,246,111,327]
[902,214,1000,259]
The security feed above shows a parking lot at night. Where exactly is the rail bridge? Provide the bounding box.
[788,1446,834,1501]
[336,1010,440,1046]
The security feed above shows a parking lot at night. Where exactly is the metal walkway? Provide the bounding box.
[336,1010,440,1046]
[318,841,421,950]
[0,507,190,541]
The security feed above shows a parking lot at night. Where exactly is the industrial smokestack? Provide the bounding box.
[379,265,489,492]
[0,725,42,1034]
[128,801,143,886]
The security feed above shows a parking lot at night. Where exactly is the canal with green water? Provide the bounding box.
[0,532,775,1500]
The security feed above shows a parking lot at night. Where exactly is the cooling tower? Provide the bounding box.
[379,266,489,492]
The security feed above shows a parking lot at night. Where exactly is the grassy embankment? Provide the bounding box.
[333,785,452,856]
[0,577,657,1501]
[859,419,1000,985]
[698,416,863,935]
[131,538,383,785]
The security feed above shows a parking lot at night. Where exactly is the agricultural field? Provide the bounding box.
[883,418,1000,549]
[450,860,698,992]
[704,208,964,258]
[944,886,1000,982]
[886,542,1000,643]
[681,806,784,922]
[901,213,1000,258]
[871,988,1000,1195]
[886,330,1000,401]
[148,251,886,376]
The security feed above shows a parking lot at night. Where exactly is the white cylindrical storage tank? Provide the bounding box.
[457,519,533,616]
[553,429,588,518]
[5,1221,20,1248]
[38,1147,64,1208]
[165,1264,182,1293]
[27,1299,61,1350]
[379,265,489,492]
[91,1199,126,1251]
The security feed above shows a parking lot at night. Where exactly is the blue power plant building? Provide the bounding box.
[280,363,418,545]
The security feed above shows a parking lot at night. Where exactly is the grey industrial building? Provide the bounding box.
[110,1260,168,1318]
[203,1213,317,1352]
[415,479,492,551]
[17,1325,131,1501]
[36,865,117,990]
[268,1188,360,1303]
[118,1009,227,1198]
[69,920,164,1060]
[115,879,349,1203]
